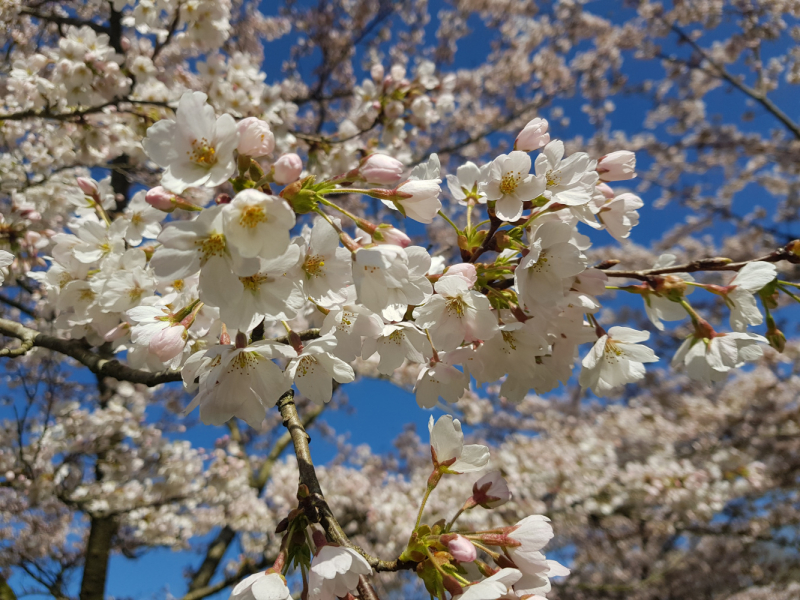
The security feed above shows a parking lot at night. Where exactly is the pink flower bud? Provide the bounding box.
[360,154,404,185]
[146,186,178,212]
[596,182,615,199]
[236,117,275,158]
[272,153,303,185]
[149,325,187,362]
[443,263,477,287]
[77,177,98,196]
[597,150,636,181]
[372,224,411,248]
[472,471,512,509]
[514,118,550,152]
[447,535,477,562]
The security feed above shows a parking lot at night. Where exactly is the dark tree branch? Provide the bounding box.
[599,241,800,281]
[19,8,110,36]
[187,403,324,592]
[78,515,118,600]
[276,390,415,573]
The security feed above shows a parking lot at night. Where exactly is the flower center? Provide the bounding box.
[172,279,185,291]
[196,233,226,262]
[79,288,95,303]
[130,212,143,226]
[546,169,562,187]
[297,355,318,376]
[527,250,550,273]
[445,297,467,317]
[603,341,624,363]
[228,351,258,375]
[239,205,267,229]
[240,273,270,292]
[189,138,217,166]
[303,255,326,278]
[501,331,517,351]
[499,172,522,195]
[388,330,405,344]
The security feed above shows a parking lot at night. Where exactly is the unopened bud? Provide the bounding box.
[446,535,477,562]
[273,153,303,185]
[360,153,404,186]
[597,150,636,182]
[766,316,786,353]
[514,117,550,152]
[150,325,187,361]
[77,177,99,197]
[372,224,411,247]
[237,117,275,158]
[215,193,232,205]
[219,324,231,345]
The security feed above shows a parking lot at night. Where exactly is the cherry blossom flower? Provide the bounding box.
[415,355,470,408]
[308,546,372,600]
[446,161,489,205]
[481,151,545,221]
[472,471,512,508]
[142,91,239,193]
[293,217,353,307]
[579,327,659,397]
[122,190,165,245]
[392,154,442,224]
[183,341,294,427]
[515,221,587,308]
[320,304,384,362]
[596,192,643,241]
[428,414,490,474]
[361,322,431,374]
[229,572,291,600]
[672,332,767,384]
[284,336,356,404]
[454,569,522,600]
[506,515,554,576]
[473,320,550,402]
[221,190,296,259]
[353,245,432,321]
[413,276,498,352]
[73,219,126,264]
[149,205,260,308]
[534,140,596,206]
[724,262,777,331]
[513,560,570,598]
[220,246,305,332]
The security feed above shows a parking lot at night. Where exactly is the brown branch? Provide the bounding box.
[188,403,325,592]
[0,317,321,386]
[276,390,415,573]
[78,515,118,600]
[670,23,800,140]
[19,8,110,36]
[0,99,172,122]
[599,241,800,281]
[152,7,181,62]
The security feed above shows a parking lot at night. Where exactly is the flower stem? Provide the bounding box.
[438,210,461,233]
[444,507,465,533]
[414,482,435,530]
[778,283,800,304]
[318,196,361,224]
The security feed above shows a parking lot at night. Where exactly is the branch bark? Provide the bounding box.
[78,515,119,600]
[0,318,320,387]
[187,404,324,592]
[599,241,800,281]
[276,390,414,573]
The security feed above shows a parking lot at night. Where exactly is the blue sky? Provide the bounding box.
[5,1,800,599]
